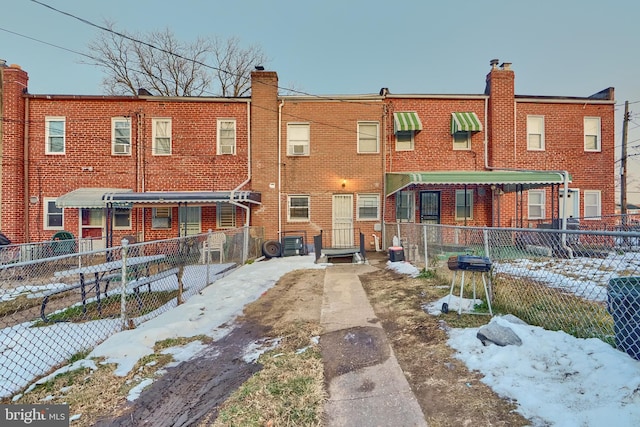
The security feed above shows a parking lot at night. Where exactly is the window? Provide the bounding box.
[82,209,102,226]
[396,191,415,222]
[45,117,65,154]
[528,190,545,219]
[287,123,310,156]
[288,196,310,221]
[357,194,380,220]
[152,118,172,155]
[217,203,236,228]
[453,131,471,150]
[584,117,601,152]
[113,207,131,229]
[396,131,414,151]
[527,116,545,150]
[152,207,172,229]
[584,190,601,219]
[178,206,201,236]
[112,117,131,155]
[455,190,473,220]
[44,198,63,230]
[217,119,236,155]
[357,122,379,153]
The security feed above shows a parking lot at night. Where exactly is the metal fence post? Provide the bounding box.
[120,238,129,330]
[423,224,429,269]
[206,229,212,285]
[483,229,490,258]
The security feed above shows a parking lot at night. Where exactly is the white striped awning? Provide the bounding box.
[394,112,422,133]
[451,112,482,133]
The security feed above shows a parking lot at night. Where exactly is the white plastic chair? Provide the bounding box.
[201,232,226,263]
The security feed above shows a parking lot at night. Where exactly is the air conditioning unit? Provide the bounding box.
[114,143,130,154]
[220,145,234,155]
[292,145,305,155]
[155,207,171,218]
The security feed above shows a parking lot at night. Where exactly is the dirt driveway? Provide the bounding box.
[91,252,528,426]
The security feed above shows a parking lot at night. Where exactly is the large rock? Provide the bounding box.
[476,322,522,347]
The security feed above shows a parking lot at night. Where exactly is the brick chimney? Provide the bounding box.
[1,64,29,242]
[485,60,515,168]
[249,69,280,239]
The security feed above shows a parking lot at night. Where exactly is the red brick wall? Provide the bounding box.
[1,65,28,242]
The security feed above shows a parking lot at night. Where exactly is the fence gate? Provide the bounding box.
[332,194,353,247]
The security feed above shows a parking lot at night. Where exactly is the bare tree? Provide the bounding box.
[84,21,268,97]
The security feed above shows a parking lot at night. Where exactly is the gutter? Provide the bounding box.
[482,98,573,257]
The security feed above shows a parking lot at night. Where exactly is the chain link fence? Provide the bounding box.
[0,226,264,399]
[384,222,640,359]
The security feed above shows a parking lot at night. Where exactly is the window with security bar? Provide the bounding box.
[217,203,236,228]
[455,189,473,220]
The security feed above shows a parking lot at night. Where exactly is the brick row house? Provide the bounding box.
[0,60,615,251]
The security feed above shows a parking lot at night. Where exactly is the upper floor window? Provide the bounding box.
[584,117,601,152]
[45,117,66,155]
[453,131,471,150]
[357,122,379,153]
[288,195,310,221]
[455,189,473,220]
[584,190,601,219]
[152,118,172,155]
[112,117,131,155]
[357,194,380,220]
[287,123,310,156]
[528,189,545,219]
[396,131,414,151]
[527,115,545,151]
[217,119,236,155]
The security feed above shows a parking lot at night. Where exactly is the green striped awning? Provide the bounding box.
[451,112,482,133]
[394,112,422,133]
[385,171,571,196]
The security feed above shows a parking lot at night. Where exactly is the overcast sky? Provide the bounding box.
[2,0,640,201]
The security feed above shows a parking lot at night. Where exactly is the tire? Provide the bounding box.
[441,302,449,314]
[262,240,282,258]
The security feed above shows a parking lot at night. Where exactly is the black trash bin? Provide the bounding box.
[607,277,640,360]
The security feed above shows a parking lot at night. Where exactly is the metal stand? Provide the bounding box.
[444,269,493,316]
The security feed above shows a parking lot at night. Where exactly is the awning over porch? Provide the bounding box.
[394,112,423,132]
[55,188,132,208]
[56,189,261,208]
[450,112,482,133]
[385,171,570,196]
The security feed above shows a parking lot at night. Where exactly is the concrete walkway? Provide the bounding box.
[321,264,427,427]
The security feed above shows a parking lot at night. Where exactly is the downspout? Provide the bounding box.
[278,99,285,238]
[229,101,252,262]
[381,102,388,250]
[483,98,572,256]
[23,97,29,241]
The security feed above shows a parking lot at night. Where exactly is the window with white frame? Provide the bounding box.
[584,117,601,152]
[527,115,545,151]
[395,131,414,151]
[112,117,131,155]
[452,131,471,150]
[584,190,601,219]
[357,122,379,153]
[45,117,66,154]
[217,119,236,155]
[217,203,236,228]
[288,195,310,221]
[113,207,131,229]
[357,194,380,220]
[152,118,172,155]
[44,198,64,230]
[152,207,172,229]
[528,189,545,219]
[455,189,473,220]
[396,191,415,222]
[287,123,310,156]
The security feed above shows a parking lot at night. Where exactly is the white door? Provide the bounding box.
[332,194,353,247]
[559,189,580,220]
